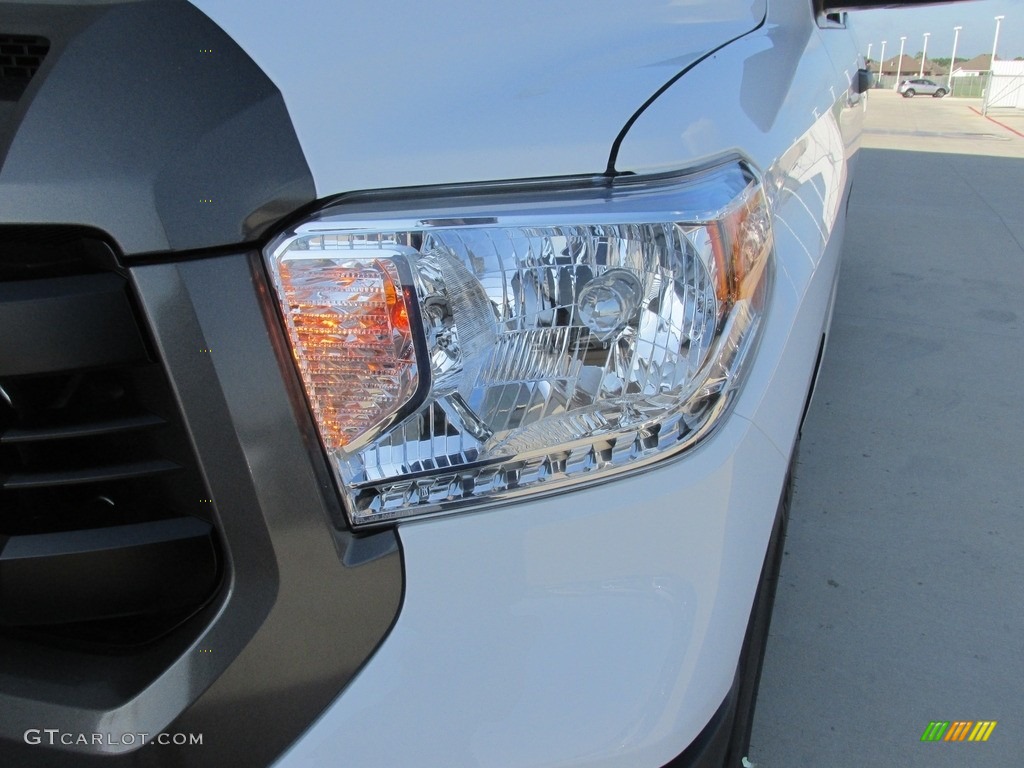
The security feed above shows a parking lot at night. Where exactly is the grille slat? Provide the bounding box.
[3,458,181,490]
[0,412,165,443]
[0,273,149,376]
[0,517,217,627]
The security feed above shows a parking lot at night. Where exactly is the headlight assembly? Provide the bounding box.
[264,160,773,526]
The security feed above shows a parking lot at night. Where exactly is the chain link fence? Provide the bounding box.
[952,77,987,98]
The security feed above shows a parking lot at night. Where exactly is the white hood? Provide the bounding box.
[190,0,765,195]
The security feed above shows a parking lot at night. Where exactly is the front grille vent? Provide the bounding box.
[0,34,49,101]
[0,262,221,648]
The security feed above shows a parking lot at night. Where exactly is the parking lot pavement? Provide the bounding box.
[749,96,1024,766]
[861,89,1024,158]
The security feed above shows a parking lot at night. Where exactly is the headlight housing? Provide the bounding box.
[264,160,772,526]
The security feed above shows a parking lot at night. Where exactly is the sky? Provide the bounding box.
[849,0,1023,62]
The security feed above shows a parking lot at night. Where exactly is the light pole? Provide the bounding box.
[992,15,1004,65]
[919,32,930,78]
[948,26,961,91]
[895,35,907,89]
[866,42,873,64]
[878,40,887,87]
[986,16,1005,115]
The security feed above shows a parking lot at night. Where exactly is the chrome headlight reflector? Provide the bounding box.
[264,161,772,526]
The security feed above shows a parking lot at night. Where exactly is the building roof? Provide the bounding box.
[954,54,993,73]
[878,54,942,77]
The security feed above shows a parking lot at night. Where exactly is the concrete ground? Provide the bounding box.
[748,90,1024,765]
[862,89,1024,157]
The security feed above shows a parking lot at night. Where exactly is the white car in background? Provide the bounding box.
[899,78,950,97]
[0,1,939,767]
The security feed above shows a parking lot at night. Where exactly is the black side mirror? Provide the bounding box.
[856,68,873,94]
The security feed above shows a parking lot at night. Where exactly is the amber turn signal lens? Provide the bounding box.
[277,257,420,450]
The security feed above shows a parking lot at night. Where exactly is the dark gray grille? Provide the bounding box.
[0,34,48,101]
[0,233,221,648]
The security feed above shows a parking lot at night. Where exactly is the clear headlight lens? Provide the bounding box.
[264,161,772,526]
